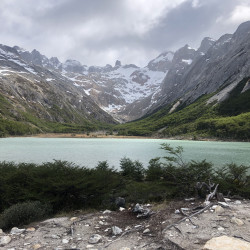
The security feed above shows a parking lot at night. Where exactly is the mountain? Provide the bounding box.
[147,21,250,115]
[10,46,174,122]
[1,21,250,139]
[0,45,116,136]
[116,21,250,140]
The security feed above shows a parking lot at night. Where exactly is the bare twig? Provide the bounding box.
[164,203,213,232]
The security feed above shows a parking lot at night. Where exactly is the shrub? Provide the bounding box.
[146,157,164,181]
[0,201,52,230]
[120,157,145,181]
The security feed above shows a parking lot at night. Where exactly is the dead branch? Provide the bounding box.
[205,184,219,202]
[163,203,213,232]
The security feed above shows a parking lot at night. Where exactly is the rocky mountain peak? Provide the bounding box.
[63,59,85,73]
[198,37,216,54]
[115,60,121,67]
[147,51,174,72]
[234,20,250,39]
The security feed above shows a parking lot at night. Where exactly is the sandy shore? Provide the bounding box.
[28,133,154,139]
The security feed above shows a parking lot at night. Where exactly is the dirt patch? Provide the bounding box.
[1,199,250,249]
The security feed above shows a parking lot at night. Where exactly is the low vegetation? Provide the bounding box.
[116,77,250,140]
[0,144,249,229]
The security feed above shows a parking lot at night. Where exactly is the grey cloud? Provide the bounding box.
[0,0,249,66]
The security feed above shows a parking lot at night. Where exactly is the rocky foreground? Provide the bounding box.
[0,199,250,250]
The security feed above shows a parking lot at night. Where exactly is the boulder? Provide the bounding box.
[231,217,244,226]
[33,244,42,249]
[103,209,112,214]
[10,227,26,235]
[112,226,123,235]
[0,236,11,246]
[115,197,125,208]
[88,234,102,244]
[215,205,224,214]
[203,235,250,250]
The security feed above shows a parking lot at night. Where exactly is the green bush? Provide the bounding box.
[0,201,52,230]
[120,157,145,181]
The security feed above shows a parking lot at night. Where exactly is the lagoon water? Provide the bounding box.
[0,138,249,168]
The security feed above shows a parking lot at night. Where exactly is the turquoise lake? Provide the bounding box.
[0,138,249,168]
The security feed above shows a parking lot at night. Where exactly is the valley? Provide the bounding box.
[0,21,250,140]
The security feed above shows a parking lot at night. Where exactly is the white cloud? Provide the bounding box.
[229,4,250,23]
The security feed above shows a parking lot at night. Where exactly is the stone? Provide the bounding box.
[204,201,210,206]
[26,227,36,232]
[119,207,125,211]
[10,227,25,235]
[203,235,250,250]
[33,244,42,249]
[62,239,69,244]
[231,217,244,226]
[70,217,78,221]
[50,234,61,239]
[218,202,230,208]
[112,226,123,235]
[0,236,11,246]
[103,209,112,214]
[119,248,131,250]
[215,205,224,214]
[88,234,102,244]
[217,227,225,231]
[115,197,125,208]
[0,229,3,234]
[235,200,242,205]
[143,228,150,234]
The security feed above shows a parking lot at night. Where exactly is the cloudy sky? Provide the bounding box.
[0,0,250,66]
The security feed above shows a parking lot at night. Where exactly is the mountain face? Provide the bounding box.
[147,21,250,115]
[7,46,174,122]
[1,21,250,130]
[0,45,115,128]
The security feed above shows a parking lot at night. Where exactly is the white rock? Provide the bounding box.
[212,205,217,209]
[215,205,224,214]
[217,227,225,231]
[103,210,112,214]
[119,248,131,250]
[119,207,125,211]
[224,198,231,202]
[231,217,244,226]
[203,235,250,249]
[234,200,241,205]
[88,234,102,244]
[62,239,69,244]
[51,234,61,239]
[143,228,150,234]
[218,202,230,208]
[0,235,11,245]
[10,227,25,235]
[204,201,210,206]
[70,217,78,221]
[0,229,3,234]
[99,221,104,225]
[112,226,123,235]
[175,209,180,214]
[26,227,36,232]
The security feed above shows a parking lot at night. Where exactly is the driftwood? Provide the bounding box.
[164,203,213,232]
[205,184,219,202]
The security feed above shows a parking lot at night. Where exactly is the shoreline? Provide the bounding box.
[6,133,248,142]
